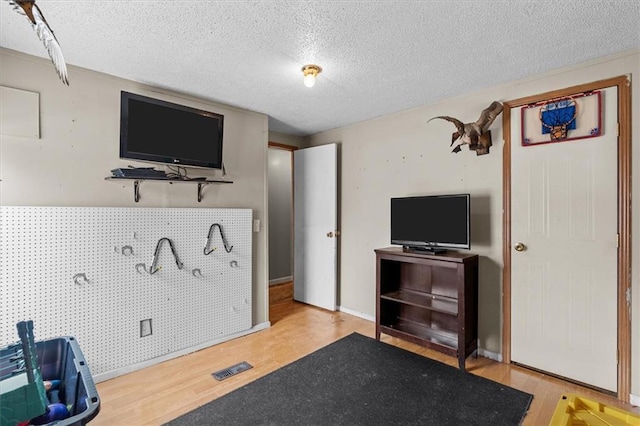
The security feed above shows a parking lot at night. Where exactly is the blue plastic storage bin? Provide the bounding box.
[35,336,100,425]
[1,328,100,426]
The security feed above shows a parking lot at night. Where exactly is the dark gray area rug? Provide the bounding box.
[166,333,533,425]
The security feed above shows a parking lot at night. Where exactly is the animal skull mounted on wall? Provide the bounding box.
[428,101,504,155]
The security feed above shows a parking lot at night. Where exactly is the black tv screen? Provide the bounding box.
[391,194,470,251]
[120,91,224,169]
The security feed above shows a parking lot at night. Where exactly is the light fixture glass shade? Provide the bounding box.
[303,74,316,88]
[301,64,322,88]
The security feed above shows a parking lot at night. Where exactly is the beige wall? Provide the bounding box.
[0,48,270,327]
[308,50,640,395]
[268,147,293,281]
[266,132,306,283]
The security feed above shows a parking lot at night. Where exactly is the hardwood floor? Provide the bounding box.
[268,281,294,307]
[92,283,638,425]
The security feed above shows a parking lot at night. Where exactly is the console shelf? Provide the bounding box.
[105,176,233,202]
[375,247,478,371]
[380,320,459,354]
[380,290,458,316]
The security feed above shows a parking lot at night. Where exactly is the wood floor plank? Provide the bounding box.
[92,295,639,426]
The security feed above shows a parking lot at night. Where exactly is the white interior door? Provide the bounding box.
[510,87,618,391]
[293,143,337,311]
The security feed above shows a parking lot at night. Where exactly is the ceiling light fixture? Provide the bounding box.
[302,64,322,88]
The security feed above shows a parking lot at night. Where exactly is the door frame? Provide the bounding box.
[267,141,298,288]
[501,76,632,401]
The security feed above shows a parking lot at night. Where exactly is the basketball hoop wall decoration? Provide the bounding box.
[521,91,602,146]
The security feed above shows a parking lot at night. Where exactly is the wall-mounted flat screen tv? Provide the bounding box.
[119,91,224,169]
[391,194,471,253]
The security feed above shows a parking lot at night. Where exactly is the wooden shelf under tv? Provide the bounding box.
[375,247,478,371]
[105,176,233,202]
[380,289,458,316]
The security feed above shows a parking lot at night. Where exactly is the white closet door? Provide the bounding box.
[293,144,338,311]
[510,87,618,391]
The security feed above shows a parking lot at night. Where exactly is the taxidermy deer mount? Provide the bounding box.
[428,101,503,155]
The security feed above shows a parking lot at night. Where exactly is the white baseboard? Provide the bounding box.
[269,276,292,286]
[337,305,375,322]
[93,321,270,383]
[631,393,640,406]
[477,348,503,362]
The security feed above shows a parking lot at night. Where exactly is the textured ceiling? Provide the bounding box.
[1,1,639,136]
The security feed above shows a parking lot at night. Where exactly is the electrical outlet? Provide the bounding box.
[140,319,152,337]
[253,219,260,232]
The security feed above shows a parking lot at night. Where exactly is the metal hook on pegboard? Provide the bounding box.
[73,273,89,285]
[192,268,203,278]
[150,238,183,274]
[135,238,183,275]
[204,223,233,255]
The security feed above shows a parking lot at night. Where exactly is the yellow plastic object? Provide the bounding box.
[549,393,640,426]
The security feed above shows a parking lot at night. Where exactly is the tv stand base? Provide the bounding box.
[403,246,448,254]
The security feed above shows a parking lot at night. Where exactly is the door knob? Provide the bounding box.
[514,242,526,252]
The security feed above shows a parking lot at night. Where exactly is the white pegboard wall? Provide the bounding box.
[0,207,252,377]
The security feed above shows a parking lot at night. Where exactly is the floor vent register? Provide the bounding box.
[212,361,253,381]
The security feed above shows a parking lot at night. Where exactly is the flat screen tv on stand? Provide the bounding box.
[390,194,470,254]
